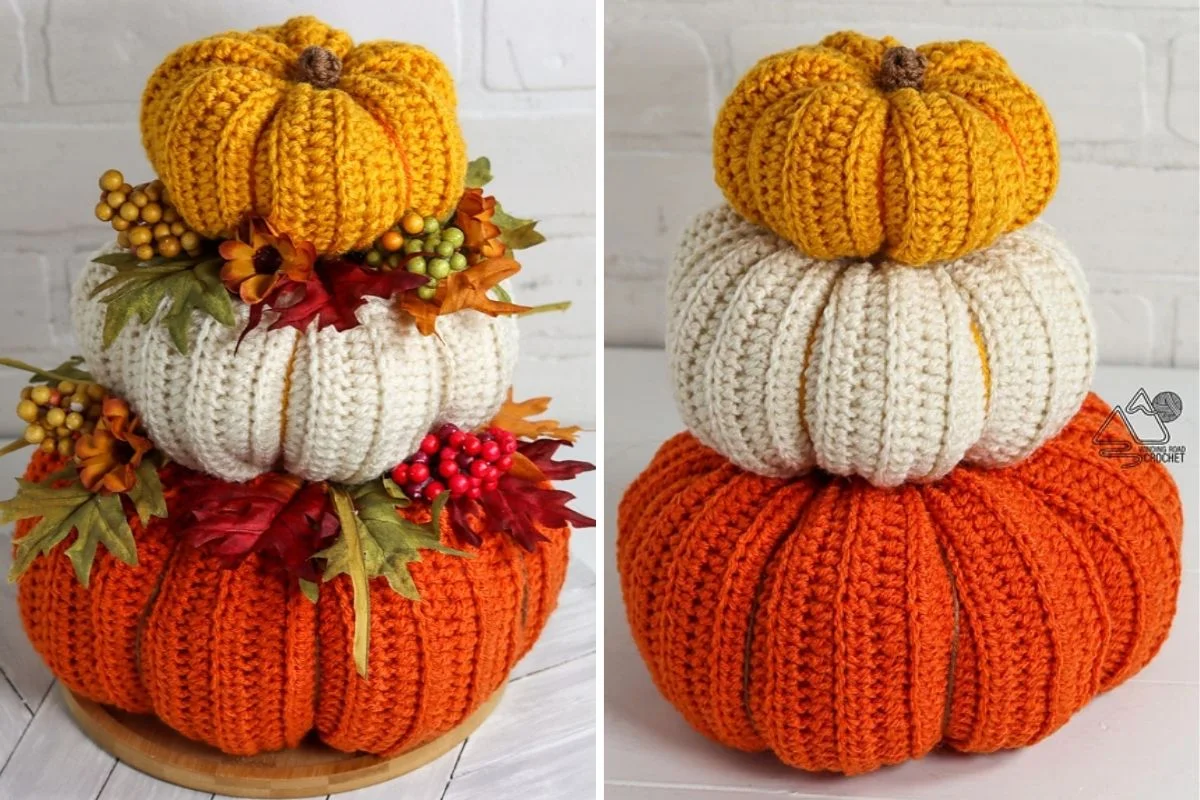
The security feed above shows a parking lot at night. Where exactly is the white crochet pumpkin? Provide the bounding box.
[71,254,518,483]
[668,206,1095,486]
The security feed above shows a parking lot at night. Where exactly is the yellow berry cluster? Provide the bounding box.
[95,170,203,261]
[16,381,107,458]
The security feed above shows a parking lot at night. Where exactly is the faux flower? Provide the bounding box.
[455,188,506,261]
[219,220,317,304]
[75,397,154,494]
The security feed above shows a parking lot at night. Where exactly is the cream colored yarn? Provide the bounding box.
[72,252,518,483]
[667,206,1095,486]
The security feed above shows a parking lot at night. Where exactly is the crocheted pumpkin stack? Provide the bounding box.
[2,16,592,761]
[619,31,1182,775]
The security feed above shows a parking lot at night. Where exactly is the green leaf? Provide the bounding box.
[299,578,320,604]
[128,460,168,527]
[379,476,411,505]
[319,480,471,677]
[93,256,236,353]
[91,251,142,268]
[493,204,545,250]
[4,472,138,586]
[465,156,493,188]
[0,356,93,385]
[323,486,373,678]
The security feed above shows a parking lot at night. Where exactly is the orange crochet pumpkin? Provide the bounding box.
[140,16,467,254]
[16,451,568,757]
[618,395,1181,775]
[713,31,1058,265]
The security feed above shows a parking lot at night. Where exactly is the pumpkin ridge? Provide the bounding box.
[343,70,462,217]
[660,475,781,738]
[337,72,417,218]
[1028,441,1183,663]
[1008,449,1149,687]
[131,521,184,714]
[917,482,991,748]
[216,82,288,233]
[276,331,301,470]
[954,471,1065,743]
[722,482,817,748]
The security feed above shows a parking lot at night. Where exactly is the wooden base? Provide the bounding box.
[61,685,504,798]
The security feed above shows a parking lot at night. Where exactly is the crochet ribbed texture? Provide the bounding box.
[17,450,570,757]
[72,253,518,484]
[668,205,1095,485]
[618,395,1182,775]
[141,16,467,254]
[713,31,1058,266]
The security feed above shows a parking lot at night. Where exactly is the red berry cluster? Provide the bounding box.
[390,423,518,501]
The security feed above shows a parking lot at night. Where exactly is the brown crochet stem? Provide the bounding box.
[296,46,342,89]
[877,46,928,92]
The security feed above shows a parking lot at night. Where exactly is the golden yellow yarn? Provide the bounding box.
[141,16,467,255]
[713,31,1059,266]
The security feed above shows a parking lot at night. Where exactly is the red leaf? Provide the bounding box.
[241,260,427,340]
[517,439,594,481]
[176,473,338,581]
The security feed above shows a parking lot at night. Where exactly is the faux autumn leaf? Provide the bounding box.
[90,251,235,354]
[1,465,140,587]
[400,258,531,336]
[0,355,94,386]
[177,473,338,582]
[242,259,427,342]
[320,482,467,677]
[489,389,582,443]
[465,156,493,189]
[493,204,545,251]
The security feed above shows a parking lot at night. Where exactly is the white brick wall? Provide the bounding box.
[0,0,596,431]
[605,0,1200,369]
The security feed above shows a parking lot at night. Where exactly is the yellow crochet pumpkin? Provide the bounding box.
[141,16,467,254]
[713,31,1058,266]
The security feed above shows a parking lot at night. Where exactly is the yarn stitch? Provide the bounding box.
[667,205,1094,485]
[140,16,467,254]
[72,251,519,483]
[713,31,1059,265]
[17,450,571,757]
[618,395,1182,775]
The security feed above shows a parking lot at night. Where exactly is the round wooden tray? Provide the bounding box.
[62,685,504,798]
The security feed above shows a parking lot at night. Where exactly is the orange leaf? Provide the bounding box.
[507,451,547,482]
[440,258,531,316]
[399,293,442,336]
[489,389,581,443]
[399,257,531,336]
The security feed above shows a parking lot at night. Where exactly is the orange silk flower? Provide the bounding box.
[75,397,154,493]
[456,188,506,261]
[219,221,317,304]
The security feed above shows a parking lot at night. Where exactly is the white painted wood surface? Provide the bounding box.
[604,347,1199,800]
[0,434,597,800]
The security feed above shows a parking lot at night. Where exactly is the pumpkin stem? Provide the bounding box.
[296,46,342,89]
[877,46,928,92]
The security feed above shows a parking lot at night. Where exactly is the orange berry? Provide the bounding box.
[401,211,424,235]
[381,230,404,252]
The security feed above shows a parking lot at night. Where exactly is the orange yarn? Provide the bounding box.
[16,455,569,757]
[618,394,1182,775]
